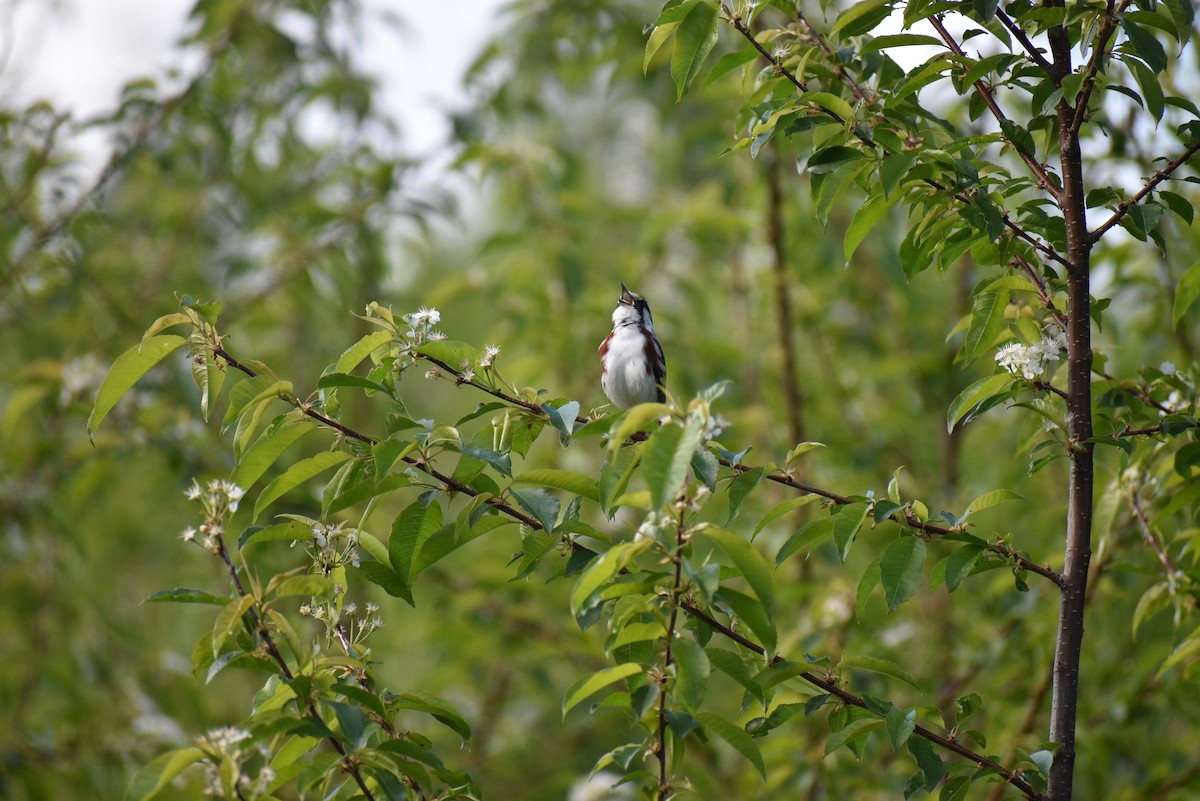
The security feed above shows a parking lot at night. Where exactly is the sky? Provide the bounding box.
[3,0,504,158]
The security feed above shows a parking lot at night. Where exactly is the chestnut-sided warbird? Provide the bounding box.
[598,284,666,410]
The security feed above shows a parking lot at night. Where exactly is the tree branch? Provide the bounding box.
[1088,139,1200,243]
[929,14,1062,202]
[794,10,872,104]
[679,601,1041,799]
[726,9,1072,273]
[1013,252,1067,331]
[656,510,688,799]
[1069,0,1133,138]
[995,8,1054,75]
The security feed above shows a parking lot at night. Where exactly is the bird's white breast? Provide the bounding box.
[602,326,658,409]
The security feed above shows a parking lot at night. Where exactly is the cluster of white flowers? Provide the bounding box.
[198,725,250,753]
[995,332,1067,380]
[634,511,662,543]
[403,306,442,345]
[300,597,383,647]
[480,344,501,368]
[308,521,360,576]
[1161,390,1191,414]
[181,479,245,551]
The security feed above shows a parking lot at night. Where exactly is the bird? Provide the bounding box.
[598,283,666,410]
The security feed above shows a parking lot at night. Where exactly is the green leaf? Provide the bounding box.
[417,340,480,370]
[571,541,647,615]
[697,712,766,780]
[707,647,766,708]
[807,145,863,174]
[754,495,821,539]
[1122,19,1167,73]
[542,400,581,446]
[358,560,413,604]
[1163,0,1194,41]
[510,487,561,532]
[845,194,895,261]
[392,692,471,741]
[233,417,315,490]
[513,469,599,502]
[909,735,945,790]
[316,372,390,395]
[563,663,644,717]
[886,706,917,748]
[1157,625,1200,677]
[825,716,885,755]
[88,334,188,435]
[271,574,333,598]
[831,0,892,38]
[252,451,352,521]
[944,544,984,592]
[726,467,765,524]
[211,595,255,657]
[947,373,1015,432]
[644,420,704,510]
[125,747,205,801]
[717,586,777,656]
[699,527,774,613]
[390,500,444,582]
[962,287,1010,362]
[777,518,835,564]
[842,654,921,689]
[964,488,1025,516]
[833,503,870,561]
[1172,259,1200,327]
[145,588,227,605]
[191,351,225,423]
[335,330,391,374]
[705,46,757,87]
[608,403,672,449]
[670,0,719,100]
[673,637,711,712]
[879,537,926,611]
[859,33,941,52]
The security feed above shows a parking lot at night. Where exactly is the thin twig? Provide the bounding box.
[726,11,1073,273]
[929,14,1062,201]
[1130,493,1178,579]
[1070,0,1132,138]
[1088,139,1200,243]
[794,10,872,103]
[679,602,1041,799]
[994,8,1054,74]
[657,509,688,799]
[1013,252,1067,331]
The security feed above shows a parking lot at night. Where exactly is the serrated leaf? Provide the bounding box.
[358,560,413,604]
[833,503,869,561]
[962,287,1010,362]
[824,716,885,755]
[233,417,315,491]
[335,330,391,374]
[842,654,921,689]
[944,544,984,592]
[1172,259,1200,327]
[563,663,644,717]
[1122,19,1167,73]
[644,420,704,510]
[726,467,765,524]
[509,486,560,532]
[513,469,599,502]
[145,588,228,605]
[845,194,895,261]
[947,373,1015,432]
[392,692,472,741]
[776,517,834,564]
[673,637,711,712]
[886,706,916,748]
[707,648,766,708]
[754,495,821,538]
[700,527,774,613]
[964,488,1025,516]
[670,0,719,99]
[831,0,892,38]
[571,541,647,615]
[389,500,444,581]
[909,735,945,790]
[88,334,188,435]
[252,451,352,521]
[211,595,255,657]
[1157,625,1200,677]
[125,747,206,801]
[717,586,777,656]
[271,574,333,598]
[880,537,926,610]
[697,712,766,779]
[542,400,581,446]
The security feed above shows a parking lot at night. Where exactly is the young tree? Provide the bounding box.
[5,0,1200,799]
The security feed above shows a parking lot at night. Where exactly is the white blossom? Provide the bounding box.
[480,344,501,368]
[1161,361,1177,375]
[995,342,1046,380]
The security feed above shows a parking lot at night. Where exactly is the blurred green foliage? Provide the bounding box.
[3,0,1200,799]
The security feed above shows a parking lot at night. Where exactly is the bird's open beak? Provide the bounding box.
[619,283,635,305]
